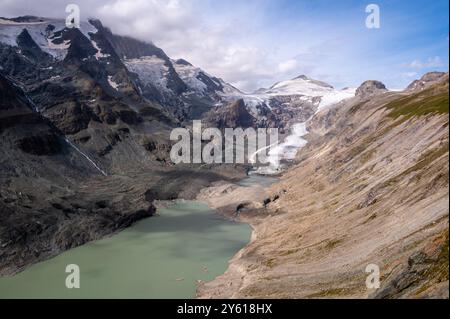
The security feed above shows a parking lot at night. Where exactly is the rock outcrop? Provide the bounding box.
[406,72,448,92]
[355,80,387,98]
[204,99,256,129]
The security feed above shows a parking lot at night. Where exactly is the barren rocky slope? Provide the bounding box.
[198,73,449,299]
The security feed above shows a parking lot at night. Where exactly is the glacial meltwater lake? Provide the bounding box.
[0,201,251,299]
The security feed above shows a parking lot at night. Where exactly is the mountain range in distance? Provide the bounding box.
[0,16,356,127]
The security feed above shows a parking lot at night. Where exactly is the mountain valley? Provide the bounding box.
[0,15,448,299]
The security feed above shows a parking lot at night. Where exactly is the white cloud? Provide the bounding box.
[91,0,284,92]
[278,59,299,73]
[407,56,444,69]
[97,0,197,41]
[401,71,418,78]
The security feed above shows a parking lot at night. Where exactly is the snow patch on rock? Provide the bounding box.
[108,76,119,90]
[172,60,208,94]
[125,56,170,93]
[91,39,110,60]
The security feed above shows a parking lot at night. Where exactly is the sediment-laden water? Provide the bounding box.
[0,201,251,299]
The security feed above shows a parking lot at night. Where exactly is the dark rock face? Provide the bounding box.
[356,80,387,98]
[175,59,193,66]
[46,101,95,135]
[0,74,61,157]
[0,74,26,109]
[0,42,53,84]
[142,136,172,163]
[93,19,188,98]
[372,234,449,299]
[204,99,255,129]
[268,95,317,126]
[17,134,62,156]
[197,71,224,94]
[16,29,52,63]
[406,72,448,91]
[63,28,98,63]
[223,99,255,128]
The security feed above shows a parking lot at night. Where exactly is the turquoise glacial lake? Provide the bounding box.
[0,201,251,299]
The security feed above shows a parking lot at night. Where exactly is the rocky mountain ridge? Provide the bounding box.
[0,16,355,129]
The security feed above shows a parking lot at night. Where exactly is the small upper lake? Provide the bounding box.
[238,174,278,188]
[0,201,251,299]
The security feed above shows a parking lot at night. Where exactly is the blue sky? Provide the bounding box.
[1,0,448,91]
[196,0,449,90]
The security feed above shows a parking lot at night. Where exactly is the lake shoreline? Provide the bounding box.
[195,174,280,298]
[0,199,252,299]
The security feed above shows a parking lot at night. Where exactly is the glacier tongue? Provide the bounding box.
[125,56,170,93]
[246,77,355,175]
[316,87,356,113]
[252,122,309,175]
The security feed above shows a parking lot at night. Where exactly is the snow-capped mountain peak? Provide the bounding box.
[231,75,356,119]
[261,74,335,96]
